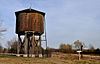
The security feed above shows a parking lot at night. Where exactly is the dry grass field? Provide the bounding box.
[0,53,100,64]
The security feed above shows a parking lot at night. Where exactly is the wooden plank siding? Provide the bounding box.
[15,11,44,35]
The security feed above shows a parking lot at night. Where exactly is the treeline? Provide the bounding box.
[0,38,17,53]
[50,45,100,55]
[49,40,100,55]
[50,42,100,55]
[0,39,100,55]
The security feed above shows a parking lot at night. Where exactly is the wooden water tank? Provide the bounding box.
[15,9,45,35]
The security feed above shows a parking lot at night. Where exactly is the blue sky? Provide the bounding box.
[0,0,100,49]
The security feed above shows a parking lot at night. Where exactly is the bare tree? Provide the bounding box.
[59,43,67,53]
[10,39,17,53]
[74,40,82,50]
[7,41,12,49]
[59,43,72,53]
[0,43,3,53]
[89,44,95,53]
[0,19,7,52]
[66,44,72,53]
[46,47,51,57]
[74,40,86,58]
[7,37,17,53]
[59,44,67,49]
[3,48,8,53]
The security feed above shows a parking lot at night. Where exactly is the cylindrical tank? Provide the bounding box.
[15,9,45,35]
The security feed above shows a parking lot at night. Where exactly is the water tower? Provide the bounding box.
[15,8,46,57]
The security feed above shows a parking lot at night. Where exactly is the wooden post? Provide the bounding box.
[39,36,41,53]
[79,52,80,60]
[32,33,35,56]
[17,31,43,57]
[39,36,42,57]
[77,51,82,60]
[30,36,33,57]
[24,33,28,56]
[17,34,20,56]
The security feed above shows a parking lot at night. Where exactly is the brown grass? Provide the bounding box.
[0,53,100,64]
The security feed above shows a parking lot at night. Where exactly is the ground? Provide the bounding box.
[0,53,100,64]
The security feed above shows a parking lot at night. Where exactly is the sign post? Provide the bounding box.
[77,51,82,60]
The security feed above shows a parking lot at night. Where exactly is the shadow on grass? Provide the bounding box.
[0,54,17,58]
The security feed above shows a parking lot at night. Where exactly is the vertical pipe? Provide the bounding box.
[27,33,30,57]
[44,17,47,49]
[32,33,34,54]
[81,45,83,58]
